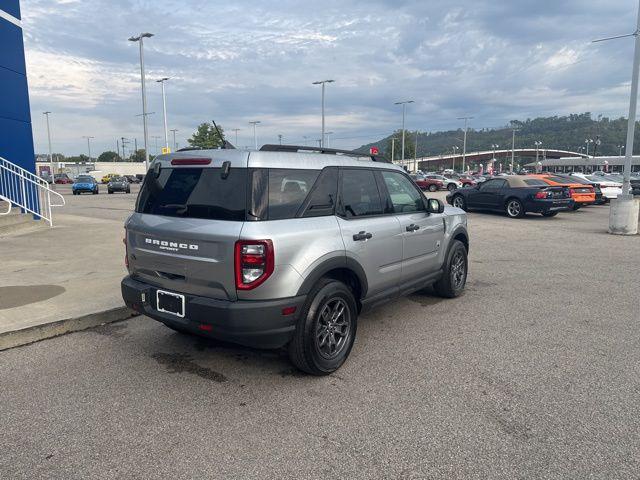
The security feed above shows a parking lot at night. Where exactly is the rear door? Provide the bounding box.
[128,156,248,301]
[378,170,445,285]
[336,168,402,299]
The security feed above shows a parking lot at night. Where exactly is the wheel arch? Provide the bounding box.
[296,256,368,307]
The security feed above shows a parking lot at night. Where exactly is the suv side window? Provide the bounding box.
[268,169,320,220]
[300,167,338,218]
[380,171,425,214]
[339,169,383,218]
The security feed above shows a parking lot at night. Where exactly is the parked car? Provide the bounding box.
[446,175,574,218]
[122,145,470,375]
[425,174,463,191]
[72,175,99,195]
[101,173,119,184]
[124,175,141,184]
[444,173,476,188]
[107,176,131,194]
[54,173,73,184]
[569,173,619,203]
[410,174,444,192]
[533,174,596,210]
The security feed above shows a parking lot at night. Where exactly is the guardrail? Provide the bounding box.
[0,156,65,227]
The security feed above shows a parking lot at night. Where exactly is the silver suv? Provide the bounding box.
[121,145,469,375]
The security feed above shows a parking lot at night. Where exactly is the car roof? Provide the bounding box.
[151,149,405,172]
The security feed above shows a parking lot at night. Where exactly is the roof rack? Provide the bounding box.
[176,146,204,152]
[259,144,390,163]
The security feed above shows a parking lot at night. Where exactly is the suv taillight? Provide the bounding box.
[234,240,274,290]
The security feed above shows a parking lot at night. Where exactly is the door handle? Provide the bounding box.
[353,231,373,241]
[406,224,420,232]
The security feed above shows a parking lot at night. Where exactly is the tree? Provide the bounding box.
[130,149,154,163]
[385,130,416,162]
[97,151,121,162]
[188,122,225,149]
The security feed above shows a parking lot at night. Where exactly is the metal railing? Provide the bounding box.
[0,156,65,227]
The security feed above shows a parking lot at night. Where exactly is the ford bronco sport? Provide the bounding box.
[121,145,469,375]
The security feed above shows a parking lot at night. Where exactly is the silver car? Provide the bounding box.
[122,145,469,374]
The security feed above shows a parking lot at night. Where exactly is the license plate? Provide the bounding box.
[156,290,185,318]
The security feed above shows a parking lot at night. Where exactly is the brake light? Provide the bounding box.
[123,231,129,269]
[170,158,212,166]
[569,188,576,195]
[234,240,274,290]
[534,191,549,199]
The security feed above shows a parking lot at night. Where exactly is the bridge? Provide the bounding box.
[397,149,588,172]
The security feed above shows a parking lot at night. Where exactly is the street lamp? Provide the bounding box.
[394,100,414,167]
[584,138,593,156]
[156,77,170,152]
[491,144,499,173]
[616,144,625,156]
[43,111,54,183]
[249,121,261,149]
[312,80,334,147]
[129,32,154,170]
[232,128,241,146]
[82,136,94,161]
[169,129,178,152]
[324,131,334,148]
[510,128,519,173]
[452,145,459,171]
[457,116,474,173]
[534,141,543,163]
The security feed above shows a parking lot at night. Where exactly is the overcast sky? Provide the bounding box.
[22,0,640,155]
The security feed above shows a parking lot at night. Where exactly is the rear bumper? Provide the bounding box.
[121,275,305,348]
[525,198,574,213]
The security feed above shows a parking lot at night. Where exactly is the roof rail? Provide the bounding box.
[259,144,390,163]
[176,146,204,152]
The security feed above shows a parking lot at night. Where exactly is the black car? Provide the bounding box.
[446,176,574,218]
[107,176,131,194]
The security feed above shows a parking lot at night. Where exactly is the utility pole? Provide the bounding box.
[249,121,260,149]
[129,32,154,170]
[170,129,178,152]
[43,111,54,182]
[511,128,519,173]
[232,128,241,146]
[82,136,94,161]
[457,116,473,173]
[278,134,283,145]
[395,100,414,168]
[414,131,418,173]
[157,77,170,152]
[312,79,335,147]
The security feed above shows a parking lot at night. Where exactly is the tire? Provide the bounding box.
[288,278,358,376]
[505,198,525,218]
[108,190,113,194]
[451,194,467,211]
[447,183,457,191]
[542,211,558,217]
[428,184,438,192]
[434,240,468,298]
[572,203,581,211]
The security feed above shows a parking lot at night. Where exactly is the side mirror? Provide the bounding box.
[426,198,445,214]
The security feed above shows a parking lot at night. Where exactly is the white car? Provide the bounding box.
[570,173,622,201]
[425,174,463,191]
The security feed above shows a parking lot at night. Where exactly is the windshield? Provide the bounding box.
[76,176,94,183]
[137,167,247,221]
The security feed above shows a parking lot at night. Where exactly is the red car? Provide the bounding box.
[54,174,73,184]
[410,174,444,192]
[444,173,476,187]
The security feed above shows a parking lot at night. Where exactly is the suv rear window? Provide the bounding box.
[268,169,319,220]
[137,167,247,221]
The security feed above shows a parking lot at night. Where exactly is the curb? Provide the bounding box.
[0,306,138,351]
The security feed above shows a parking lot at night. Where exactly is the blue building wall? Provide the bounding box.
[0,0,35,174]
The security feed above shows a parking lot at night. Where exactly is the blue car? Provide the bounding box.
[72,175,99,195]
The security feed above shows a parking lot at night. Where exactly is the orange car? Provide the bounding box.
[532,174,595,210]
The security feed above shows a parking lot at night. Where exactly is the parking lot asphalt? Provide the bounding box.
[1,194,639,479]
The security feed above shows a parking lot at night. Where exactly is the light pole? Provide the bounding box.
[129,32,154,170]
[584,138,593,156]
[457,116,473,173]
[511,128,519,173]
[452,145,459,171]
[232,128,241,146]
[170,129,178,152]
[491,144,499,173]
[534,141,543,165]
[156,77,170,152]
[249,121,261,149]
[82,136,94,161]
[152,135,161,155]
[395,100,414,167]
[617,144,625,156]
[312,79,334,147]
[324,131,334,148]
[391,137,396,164]
[278,134,283,145]
[43,111,54,182]
[414,131,418,172]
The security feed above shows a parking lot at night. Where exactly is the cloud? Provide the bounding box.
[19,0,640,155]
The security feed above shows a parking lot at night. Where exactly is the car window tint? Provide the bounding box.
[479,179,503,190]
[301,168,338,218]
[268,169,320,220]
[340,169,383,217]
[523,179,548,186]
[381,171,425,213]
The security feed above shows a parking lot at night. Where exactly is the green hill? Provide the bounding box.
[357,113,633,160]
